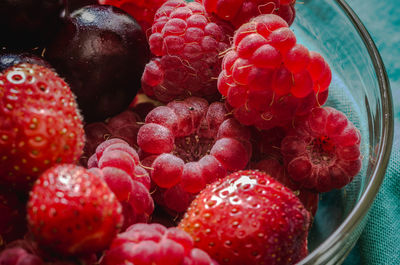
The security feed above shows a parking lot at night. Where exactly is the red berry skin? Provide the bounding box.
[253,158,319,216]
[248,127,319,216]
[218,14,331,130]
[0,247,43,265]
[27,164,123,256]
[281,107,362,192]
[101,223,216,265]
[179,170,311,265]
[199,0,296,29]
[142,0,232,103]
[0,64,84,190]
[137,98,252,215]
[99,0,168,32]
[92,139,155,230]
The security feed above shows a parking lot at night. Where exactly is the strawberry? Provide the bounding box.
[27,164,123,256]
[0,63,85,190]
[179,170,311,265]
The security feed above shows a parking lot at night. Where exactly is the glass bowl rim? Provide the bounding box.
[299,0,394,263]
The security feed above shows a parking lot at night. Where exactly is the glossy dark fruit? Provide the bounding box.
[0,52,52,72]
[45,5,150,123]
[0,0,64,50]
[62,0,97,14]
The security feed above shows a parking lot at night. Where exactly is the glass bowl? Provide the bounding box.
[292,0,393,264]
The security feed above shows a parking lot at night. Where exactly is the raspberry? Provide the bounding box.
[0,247,43,265]
[90,139,154,230]
[281,107,362,192]
[248,127,319,216]
[0,239,98,265]
[218,14,331,130]
[98,0,168,32]
[137,97,252,214]
[101,223,217,265]
[142,0,232,103]
[80,109,143,166]
[199,0,296,28]
[253,159,319,216]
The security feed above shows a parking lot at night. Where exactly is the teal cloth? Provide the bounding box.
[342,0,400,264]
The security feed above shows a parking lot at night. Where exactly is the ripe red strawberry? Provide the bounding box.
[179,170,311,265]
[27,164,123,256]
[0,63,85,190]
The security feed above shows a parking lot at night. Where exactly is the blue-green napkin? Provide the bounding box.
[343,0,400,264]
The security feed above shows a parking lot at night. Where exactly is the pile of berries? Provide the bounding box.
[0,0,363,264]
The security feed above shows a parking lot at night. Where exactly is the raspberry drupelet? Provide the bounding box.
[88,139,154,230]
[137,97,252,214]
[101,223,218,265]
[249,127,319,216]
[218,14,331,130]
[142,0,232,103]
[198,0,297,28]
[281,107,362,192]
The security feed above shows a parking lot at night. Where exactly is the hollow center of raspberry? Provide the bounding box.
[173,135,214,163]
[309,136,336,165]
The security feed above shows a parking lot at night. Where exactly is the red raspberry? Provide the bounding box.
[218,14,331,130]
[142,0,232,103]
[98,0,167,32]
[252,159,319,216]
[89,139,154,230]
[198,0,296,28]
[27,164,123,256]
[137,97,252,214]
[101,223,218,265]
[0,239,99,265]
[0,247,43,265]
[281,107,362,192]
[179,170,311,265]
[0,64,85,190]
[248,127,319,216]
[80,109,144,166]
[250,126,286,162]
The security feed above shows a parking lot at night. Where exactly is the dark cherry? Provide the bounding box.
[0,0,64,50]
[63,0,97,14]
[45,5,150,122]
[0,52,52,72]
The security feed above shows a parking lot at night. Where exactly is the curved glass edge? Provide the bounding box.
[299,0,394,264]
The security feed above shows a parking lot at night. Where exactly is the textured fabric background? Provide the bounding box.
[342,0,400,264]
